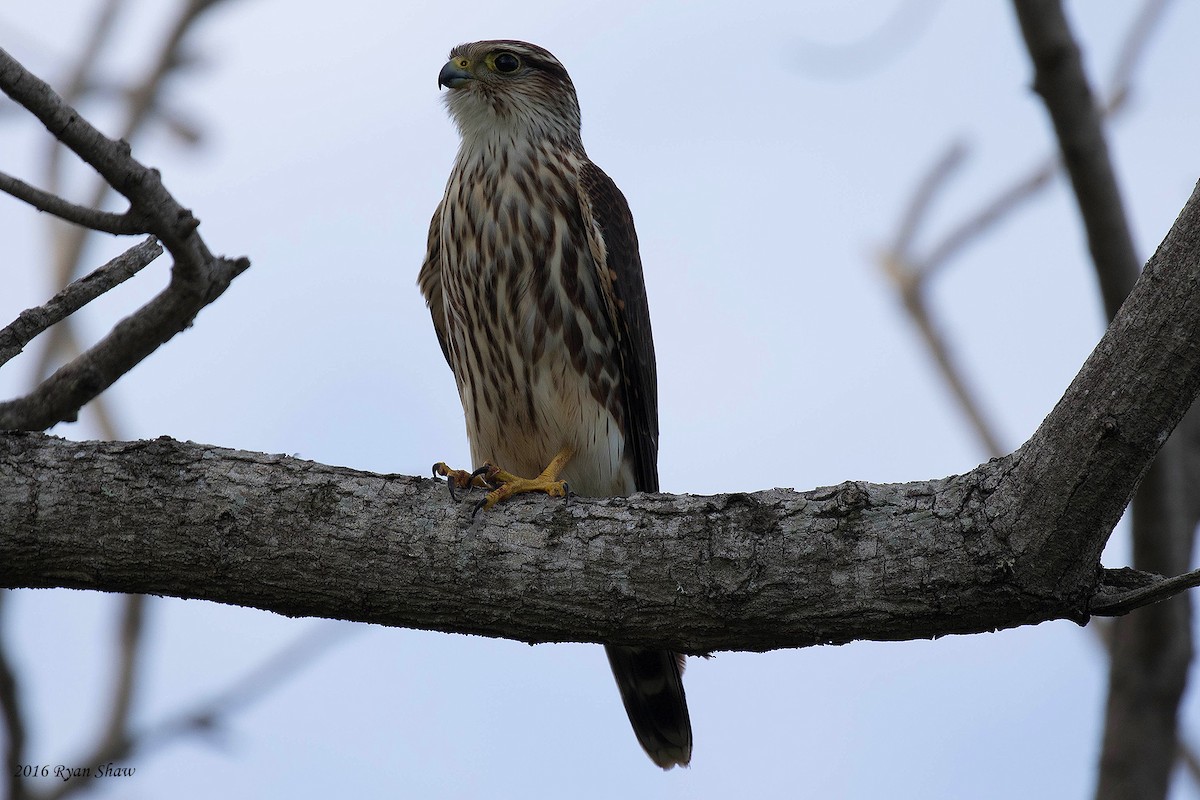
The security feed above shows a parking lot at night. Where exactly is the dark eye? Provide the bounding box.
[494,52,521,73]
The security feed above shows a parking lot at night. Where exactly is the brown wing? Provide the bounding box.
[580,165,689,768]
[576,161,659,493]
[417,199,453,367]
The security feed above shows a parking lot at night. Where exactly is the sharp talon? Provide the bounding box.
[469,465,492,487]
[472,497,488,519]
[431,463,458,500]
[562,483,571,506]
[433,462,475,502]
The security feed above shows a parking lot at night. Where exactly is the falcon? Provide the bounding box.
[419,40,692,768]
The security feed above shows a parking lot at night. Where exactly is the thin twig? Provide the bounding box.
[887,139,968,260]
[1105,0,1172,114]
[1092,567,1200,616]
[0,244,248,430]
[921,154,1057,279]
[918,0,1170,283]
[882,250,1006,457]
[29,596,146,800]
[0,238,161,368]
[0,170,145,234]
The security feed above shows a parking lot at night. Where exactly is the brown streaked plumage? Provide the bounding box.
[419,40,691,768]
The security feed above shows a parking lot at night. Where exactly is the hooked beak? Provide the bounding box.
[438,60,472,89]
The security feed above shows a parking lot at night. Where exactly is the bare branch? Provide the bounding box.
[0,47,204,268]
[0,243,247,430]
[3,11,247,800]
[41,0,229,289]
[0,170,145,233]
[1092,567,1200,616]
[0,48,249,431]
[921,154,1056,278]
[0,237,161,368]
[27,598,147,800]
[882,246,1006,457]
[0,438,1096,652]
[910,0,1170,292]
[1105,0,1173,114]
[33,0,217,438]
[887,140,968,264]
[1012,0,1141,319]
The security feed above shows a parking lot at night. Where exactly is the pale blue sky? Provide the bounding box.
[2,1,1199,797]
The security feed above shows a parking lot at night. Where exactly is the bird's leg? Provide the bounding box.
[432,462,491,501]
[471,447,573,516]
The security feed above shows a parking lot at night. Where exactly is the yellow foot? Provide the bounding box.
[432,461,491,501]
[471,463,570,517]
[433,448,574,517]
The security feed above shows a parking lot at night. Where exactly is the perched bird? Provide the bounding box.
[419,40,692,768]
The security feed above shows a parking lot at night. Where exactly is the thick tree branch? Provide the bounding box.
[6,178,1200,653]
[0,177,1194,653]
[0,434,1076,652]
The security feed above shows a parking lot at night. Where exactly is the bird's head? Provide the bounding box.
[438,40,582,147]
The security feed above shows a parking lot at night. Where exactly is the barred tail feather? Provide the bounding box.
[604,645,692,768]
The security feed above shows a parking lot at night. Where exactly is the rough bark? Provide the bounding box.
[0,435,1091,651]
[1012,4,1195,798]
[1,180,1199,652]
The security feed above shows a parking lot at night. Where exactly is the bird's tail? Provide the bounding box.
[604,645,692,768]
